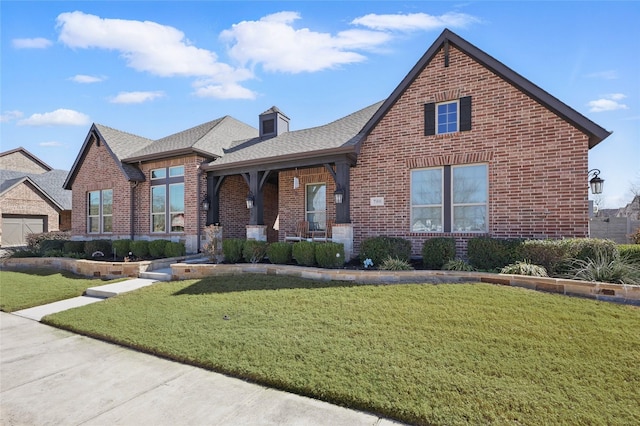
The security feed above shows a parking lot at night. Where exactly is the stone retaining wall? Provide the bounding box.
[171,263,640,306]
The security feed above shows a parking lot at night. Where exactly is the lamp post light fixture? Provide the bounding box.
[245,193,255,209]
[334,186,345,204]
[201,197,210,212]
[588,169,604,194]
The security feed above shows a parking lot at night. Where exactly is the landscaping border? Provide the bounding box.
[2,257,638,305]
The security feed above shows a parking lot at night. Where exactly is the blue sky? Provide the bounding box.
[1,1,638,208]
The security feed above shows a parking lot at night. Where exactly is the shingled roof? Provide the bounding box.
[203,101,384,171]
[1,169,72,210]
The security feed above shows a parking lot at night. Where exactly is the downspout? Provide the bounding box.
[197,164,205,253]
[130,181,138,240]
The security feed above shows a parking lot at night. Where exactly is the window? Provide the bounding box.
[151,166,184,233]
[411,164,487,233]
[87,189,113,233]
[306,183,326,232]
[424,96,472,136]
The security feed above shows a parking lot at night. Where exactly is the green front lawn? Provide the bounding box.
[43,274,640,425]
[0,268,122,312]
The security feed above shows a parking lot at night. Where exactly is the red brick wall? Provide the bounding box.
[70,138,132,238]
[278,167,336,240]
[352,44,590,257]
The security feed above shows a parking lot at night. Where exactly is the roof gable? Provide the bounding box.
[0,147,53,173]
[0,169,71,210]
[64,124,153,189]
[358,29,611,149]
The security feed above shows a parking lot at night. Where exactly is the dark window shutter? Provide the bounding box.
[424,103,435,136]
[460,96,472,131]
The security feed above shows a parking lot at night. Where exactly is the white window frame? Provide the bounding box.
[436,100,459,135]
[451,164,488,233]
[410,167,444,232]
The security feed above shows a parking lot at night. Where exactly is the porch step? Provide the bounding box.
[139,267,173,282]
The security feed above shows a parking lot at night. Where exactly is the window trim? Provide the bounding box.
[87,189,113,234]
[305,182,327,232]
[436,100,459,135]
[150,166,185,234]
[410,163,488,233]
[424,96,472,136]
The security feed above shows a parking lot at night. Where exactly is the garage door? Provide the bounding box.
[2,216,44,247]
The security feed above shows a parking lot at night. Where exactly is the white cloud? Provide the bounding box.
[17,109,90,126]
[12,37,53,49]
[351,12,480,32]
[109,91,165,104]
[56,11,254,100]
[0,110,24,122]
[588,94,629,112]
[221,11,391,73]
[193,83,256,100]
[586,70,619,80]
[69,74,106,83]
[39,141,64,147]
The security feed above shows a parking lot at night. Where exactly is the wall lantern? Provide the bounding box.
[588,169,604,195]
[201,197,210,211]
[334,187,345,204]
[246,193,255,209]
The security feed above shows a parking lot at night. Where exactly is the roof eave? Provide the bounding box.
[123,148,217,164]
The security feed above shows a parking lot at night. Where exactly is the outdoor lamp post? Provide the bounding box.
[588,169,604,194]
[245,193,255,209]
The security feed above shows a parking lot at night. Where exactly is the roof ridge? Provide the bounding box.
[94,123,154,142]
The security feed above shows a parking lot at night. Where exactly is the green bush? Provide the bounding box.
[42,249,65,258]
[130,240,149,258]
[443,259,475,271]
[222,238,245,263]
[39,239,68,254]
[560,238,618,263]
[149,239,169,258]
[84,239,112,257]
[26,231,70,252]
[315,242,345,268]
[360,236,411,265]
[619,244,640,265]
[243,240,268,263]
[292,241,316,266]
[519,240,568,276]
[501,261,548,277]
[266,242,292,264]
[112,239,132,257]
[468,237,523,271]
[422,237,456,270]
[63,241,85,255]
[380,256,413,271]
[10,249,40,258]
[164,241,185,258]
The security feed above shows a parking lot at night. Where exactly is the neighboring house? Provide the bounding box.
[65,29,610,258]
[0,147,72,246]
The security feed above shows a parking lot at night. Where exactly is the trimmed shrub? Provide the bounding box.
[619,244,640,265]
[149,239,169,258]
[380,256,413,271]
[10,249,40,258]
[63,241,85,255]
[130,240,149,258]
[292,241,316,266]
[443,259,475,271]
[501,261,548,277]
[519,240,568,276]
[243,240,268,263]
[560,238,617,264]
[165,241,186,258]
[315,242,345,268]
[360,236,411,265]
[222,238,245,263]
[468,237,523,271]
[39,239,68,254]
[422,237,456,270]
[266,242,292,264]
[26,231,70,251]
[112,239,132,257]
[84,239,112,257]
[43,249,65,258]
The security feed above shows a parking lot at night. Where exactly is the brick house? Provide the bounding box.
[0,147,72,246]
[65,29,610,258]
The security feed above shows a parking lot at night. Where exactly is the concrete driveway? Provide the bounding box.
[1,312,401,425]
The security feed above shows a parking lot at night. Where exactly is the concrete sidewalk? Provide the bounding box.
[0,312,402,425]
